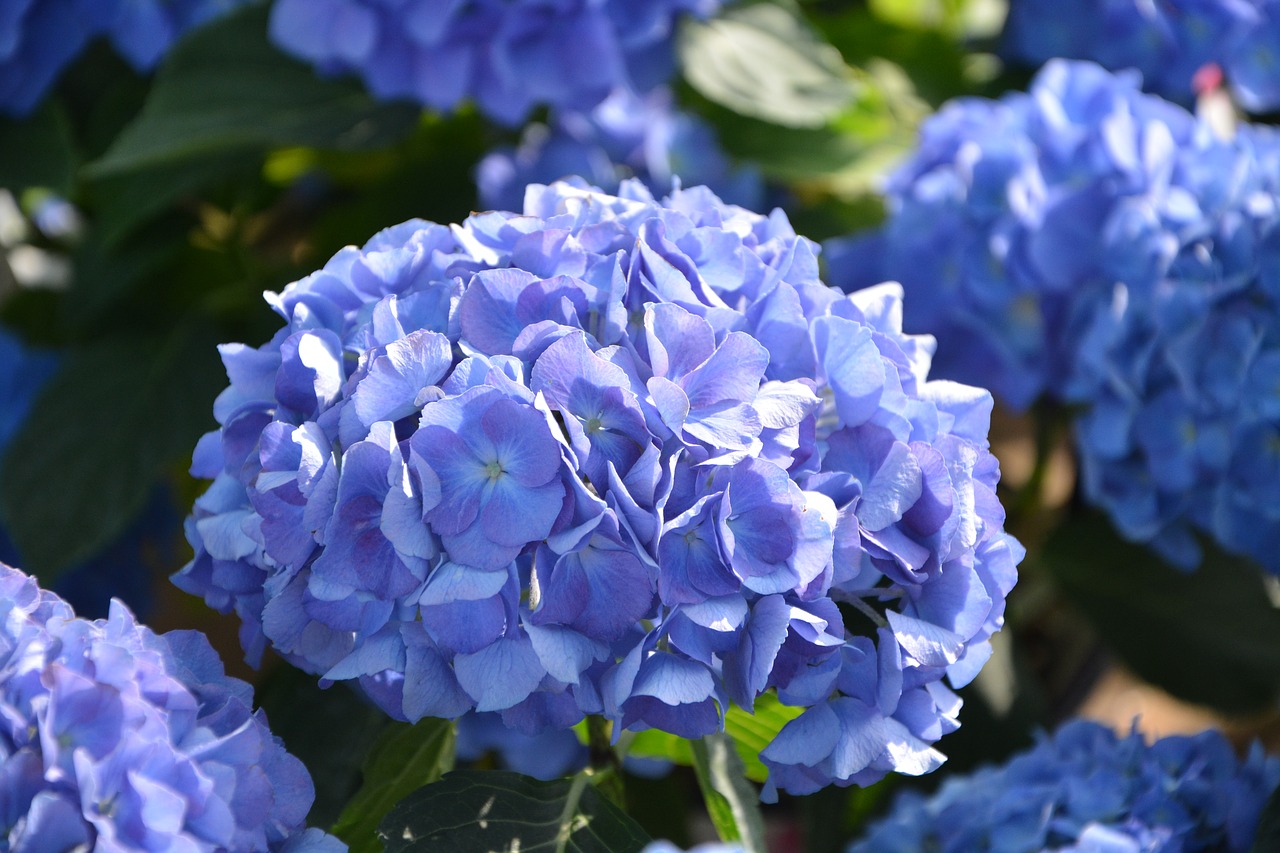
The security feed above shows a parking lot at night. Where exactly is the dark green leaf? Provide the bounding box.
[87,5,419,177]
[88,152,257,247]
[1042,513,1280,714]
[690,734,766,853]
[679,3,855,128]
[625,693,802,784]
[0,322,223,581]
[58,230,182,334]
[256,668,391,831]
[377,770,651,853]
[332,717,455,853]
[0,101,76,193]
[1251,784,1280,853]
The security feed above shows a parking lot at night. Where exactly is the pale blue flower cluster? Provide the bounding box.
[850,719,1280,853]
[477,86,763,214]
[0,560,343,852]
[1003,0,1280,112]
[827,60,1280,570]
[176,180,1020,799]
[0,0,250,117]
[268,0,724,126]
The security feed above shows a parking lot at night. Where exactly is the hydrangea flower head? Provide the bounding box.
[0,560,343,852]
[477,86,763,213]
[849,719,1280,853]
[268,0,726,125]
[0,0,251,117]
[177,179,1021,799]
[1003,0,1280,113]
[827,59,1280,571]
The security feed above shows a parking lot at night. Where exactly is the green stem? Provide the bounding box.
[584,715,626,810]
[1014,403,1066,522]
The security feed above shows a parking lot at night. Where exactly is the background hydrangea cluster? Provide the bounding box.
[849,719,1280,853]
[476,86,763,215]
[827,58,1280,571]
[1003,0,1280,112]
[176,179,1021,801]
[0,560,342,852]
[0,0,251,116]
[268,0,725,126]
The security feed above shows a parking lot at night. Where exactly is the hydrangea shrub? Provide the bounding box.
[176,180,1021,800]
[850,719,1280,853]
[827,59,1280,570]
[1003,0,1280,112]
[0,0,251,116]
[0,560,342,852]
[269,0,725,126]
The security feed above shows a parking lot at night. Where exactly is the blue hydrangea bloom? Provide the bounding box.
[0,560,344,852]
[477,86,763,214]
[176,179,1021,799]
[0,0,251,117]
[849,719,1280,853]
[1003,0,1280,113]
[455,712,588,780]
[827,59,1280,571]
[268,0,725,126]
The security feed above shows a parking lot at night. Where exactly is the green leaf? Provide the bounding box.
[332,717,456,853]
[0,100,76,193]
[1042,512,1280,714]
[87,4,419,177]
[679,3,855,128]
[693,57,925,199]
[88,151,257,247]
[690,734,766,853]
[0,323,223,581]
[376,770,651,853]
[255,669,391,831]
[868,0,1007,39]
[1252,785,1280,853]
[625,693,803,784]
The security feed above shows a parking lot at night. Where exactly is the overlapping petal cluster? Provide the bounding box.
[849,719,1280,853]
[0,0,251,117]
[177,180,1020,798]
[827,60,1280,570]
[0,561,342,852]
[1003,0,1280,112]
[268,0,724,126]
[477,86,762,214]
